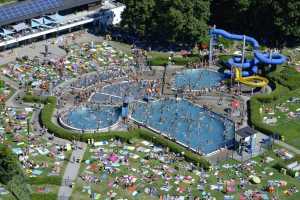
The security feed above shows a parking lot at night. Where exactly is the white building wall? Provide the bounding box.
[111,5,126,25]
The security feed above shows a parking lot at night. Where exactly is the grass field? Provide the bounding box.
[258,88,300,148]
[70,138,300,199]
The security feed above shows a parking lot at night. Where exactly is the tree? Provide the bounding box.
[0,145,31,200]
[210,0,300,46]
[121,0,210,46]
[120,0,155,38]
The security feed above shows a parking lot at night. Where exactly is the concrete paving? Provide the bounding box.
[58,142,87,200]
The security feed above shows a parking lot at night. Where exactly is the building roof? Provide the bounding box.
[0,0,101,26]
[12,22,29,32]
[236,126,256,138]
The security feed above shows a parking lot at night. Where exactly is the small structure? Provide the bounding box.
[236,126,257,156]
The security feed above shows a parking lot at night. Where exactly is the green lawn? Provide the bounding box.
[108,40,202,66]
[71,138,208,199]
[31,184,59,200]
[207,147,300,200]
[71,138,300,199]
[252,88,300,148]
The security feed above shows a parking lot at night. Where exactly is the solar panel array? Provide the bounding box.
[0,0,64,23]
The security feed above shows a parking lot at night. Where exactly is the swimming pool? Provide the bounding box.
[91,80,159,103]
[131,98,235,154]
[174,69,224,91]
[60,106,121,131]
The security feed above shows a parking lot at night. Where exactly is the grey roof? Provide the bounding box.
[12,22,29,32]
[236,126,256,138]
[0,0,101,26]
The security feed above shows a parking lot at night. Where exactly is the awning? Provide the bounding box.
[47,13,64,23]
[31,20,41,28]
[33,18,44,25]
[43,17,55,25]
[0,28,14,35]
[31,18,52,28]
[12,22,29,32]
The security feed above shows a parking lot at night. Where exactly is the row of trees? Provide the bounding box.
[120,0,300,47]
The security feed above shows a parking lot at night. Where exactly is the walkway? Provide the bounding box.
[58,142,87,200]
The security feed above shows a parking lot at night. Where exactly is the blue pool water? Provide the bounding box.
[101,81,147,100]
[63,106,121,130]
[131,99,235,154]
[91,93,123,104]
[174,69,224,90]
[92,81,153,103]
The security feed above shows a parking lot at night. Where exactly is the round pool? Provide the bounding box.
[60,106,121,131]
[174,69,224,91]
[131,99,234,154]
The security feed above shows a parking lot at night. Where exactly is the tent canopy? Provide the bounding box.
[47,13,64,23]
[33,18,44,24]
[43,17,55,25]
[0,28,14,35]
[31,20,41,28]
[31,18,52,28]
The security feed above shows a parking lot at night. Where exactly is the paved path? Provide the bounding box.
[0,74,19,90]
[58,142,87,200]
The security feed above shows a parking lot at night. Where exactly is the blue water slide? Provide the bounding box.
[254,51,286,64]
[227,57,259,69]
[210,29,260,49]
[210,28,286,65]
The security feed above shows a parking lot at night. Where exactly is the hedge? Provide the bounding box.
[268,66,300,91]
[248,80,291,138]
[28,176,61,186]
[0,80,5,88]
[23,95,210,169]
[248,81,290,136]
[272,162,298,177]
[22,95,48,104]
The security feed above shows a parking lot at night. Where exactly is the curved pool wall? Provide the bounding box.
[90,93,123,104]
[91,80,158,103]
[59,106,121,132]
[174,69,224,91]
[131,98,235,154]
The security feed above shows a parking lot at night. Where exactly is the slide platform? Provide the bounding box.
[234,68,269,88]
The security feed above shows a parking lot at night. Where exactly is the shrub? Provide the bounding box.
[268,66,300,90]
[0,145,31,200]
[272,162,298,177]
[28,176,61,186]
[31,193,57,200]
[0,80,5,88]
